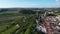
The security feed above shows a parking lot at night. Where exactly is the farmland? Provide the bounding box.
[0,10,37,34]
[0,8,60,34]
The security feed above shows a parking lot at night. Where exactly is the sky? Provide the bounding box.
[0,0,60,8]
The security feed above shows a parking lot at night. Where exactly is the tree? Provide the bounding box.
[0,9,8,12]
[20,9,36,14]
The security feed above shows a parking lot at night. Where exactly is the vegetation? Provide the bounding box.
[0,10,37,34]
[0,8,60,34]
[20,9,36,14]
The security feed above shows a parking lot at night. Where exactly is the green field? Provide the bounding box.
[0,11,38,34]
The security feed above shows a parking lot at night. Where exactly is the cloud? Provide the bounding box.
[55,0,60,6]
[56,0,58,1]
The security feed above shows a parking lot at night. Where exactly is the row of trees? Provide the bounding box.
[0,9,8,12]
[19,9,36,14]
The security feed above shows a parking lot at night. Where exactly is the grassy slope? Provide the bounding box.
[0,26,17,34]
[0,11,36,34]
